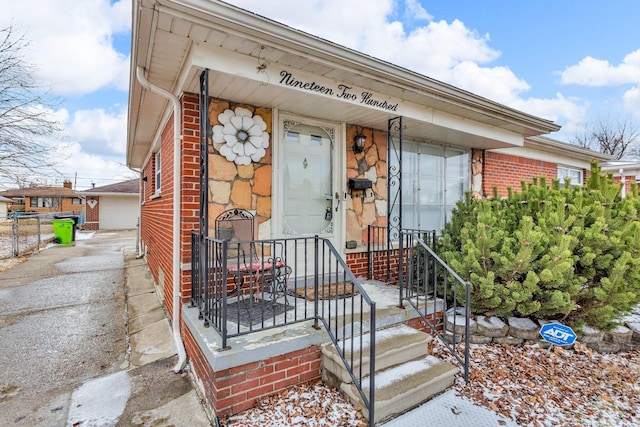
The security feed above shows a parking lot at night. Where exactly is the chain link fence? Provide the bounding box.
[0,214,58,259]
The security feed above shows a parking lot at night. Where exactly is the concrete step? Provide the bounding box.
[321,324,432,385]
[342,355,458,424]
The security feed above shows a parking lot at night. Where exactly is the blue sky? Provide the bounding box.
[1,0,639,189]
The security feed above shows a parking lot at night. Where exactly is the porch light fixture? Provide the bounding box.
[353,127,366,153]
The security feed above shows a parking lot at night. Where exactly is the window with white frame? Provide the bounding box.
[154,151,161,193]
[558,166,583,187]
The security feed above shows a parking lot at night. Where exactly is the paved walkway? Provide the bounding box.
[0,230,212,426]
[76,231,213,426]
[380,389,519,427]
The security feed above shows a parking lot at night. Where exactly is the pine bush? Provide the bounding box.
[440,162,640,330]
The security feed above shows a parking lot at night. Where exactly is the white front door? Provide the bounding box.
[274,114,344,270]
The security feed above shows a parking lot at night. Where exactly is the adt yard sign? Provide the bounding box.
[539,323,577,346]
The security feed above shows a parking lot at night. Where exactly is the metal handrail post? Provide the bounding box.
[221,239,228,349]
[464,281,471,382]
[313,235,319,329]
[398,229,404,308]
[368,304,376,427]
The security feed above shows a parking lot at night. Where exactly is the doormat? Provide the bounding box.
[226,299,293,328]
[290,281,359,301]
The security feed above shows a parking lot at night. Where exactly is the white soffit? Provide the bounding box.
[185,42,524,149]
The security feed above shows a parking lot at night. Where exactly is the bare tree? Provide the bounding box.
[570,117,640,160]
[0,25,64,184]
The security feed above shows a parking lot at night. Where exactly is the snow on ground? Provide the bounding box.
[226,381,367,426]
[437,341,640,426]
[226,341,640,427]
[67,371,131,426]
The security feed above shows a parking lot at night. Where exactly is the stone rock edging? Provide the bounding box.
[444,310,640,353]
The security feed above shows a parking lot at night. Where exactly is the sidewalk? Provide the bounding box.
[67,242,213,426]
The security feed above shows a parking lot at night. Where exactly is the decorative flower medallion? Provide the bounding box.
[211,107,269,165]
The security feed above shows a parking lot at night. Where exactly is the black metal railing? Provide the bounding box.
[366,226,469,380]
[400,230,470,382]
[367,225,392,282]
[191,232,377,426]
[367,225,437,284]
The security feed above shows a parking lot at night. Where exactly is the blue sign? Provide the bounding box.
[539,323,577,346]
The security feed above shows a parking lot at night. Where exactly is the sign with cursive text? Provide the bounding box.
[278,70,399,112]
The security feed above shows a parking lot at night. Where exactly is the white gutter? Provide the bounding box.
[136,66,187,373]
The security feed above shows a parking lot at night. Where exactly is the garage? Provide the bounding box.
[99,195,139,230]
[81,179,140,230]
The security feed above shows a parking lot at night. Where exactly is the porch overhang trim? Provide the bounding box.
[525,136,614,162]
[187,43,524,148]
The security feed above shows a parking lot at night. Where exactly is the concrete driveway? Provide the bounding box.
[0,230,211,426]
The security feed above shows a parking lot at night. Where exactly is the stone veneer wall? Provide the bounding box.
[445,311,640,353]
[203,111,391,265]
[206,99,273,238]
[345,125,388,250]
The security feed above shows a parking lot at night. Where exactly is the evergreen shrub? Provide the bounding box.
[440,162,640,330]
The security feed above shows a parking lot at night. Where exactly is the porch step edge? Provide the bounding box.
[342,356,458,424]
[321,324,432,384]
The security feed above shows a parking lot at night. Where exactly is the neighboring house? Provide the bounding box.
[602,161,640,197]
[0,196,13,220]
[127,0,609,421]
[483,136,611,197]
[80,179,141,230]
[0,181,83,216]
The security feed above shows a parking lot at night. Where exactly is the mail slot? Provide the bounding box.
[349,178,373,190]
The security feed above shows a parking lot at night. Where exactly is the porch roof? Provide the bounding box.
[128,0,560,168]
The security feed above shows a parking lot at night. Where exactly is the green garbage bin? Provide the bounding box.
[52,219,74,244]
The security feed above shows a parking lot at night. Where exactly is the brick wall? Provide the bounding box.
[483,151,557,197]
[140,110,176,314]
[613,175,636,195]
[139,92,201,316]
[404,313,443,334]
[183,323,321,420]
[345,251,368,278]
[83,197,99,230]
[347,248,400,284]
[180,93,201,302]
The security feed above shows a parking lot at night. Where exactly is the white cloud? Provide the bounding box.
[448,61,530,104]
[66,108,128,157]
[404,0,433,21]
[53,140,135,190]
[366,19,500,80]
[559,49,640,120]
[513,94,590,137]
[624,86,640,118]
[228,1,588,126]
[1,0,131,96]
[559,49,640,86]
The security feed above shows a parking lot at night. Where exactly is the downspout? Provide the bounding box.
[136,66,187,373]
[127,166,144,258]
